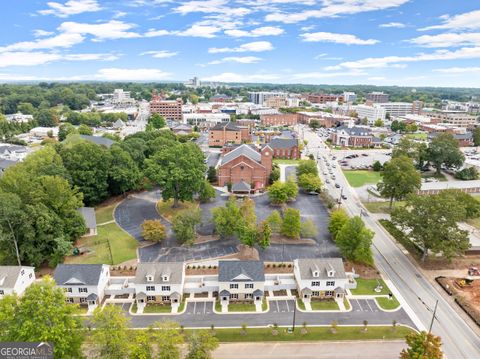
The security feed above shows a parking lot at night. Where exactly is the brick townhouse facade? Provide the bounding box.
[208,122,251,147]
[260,113,299,126]
[330,126,373,147]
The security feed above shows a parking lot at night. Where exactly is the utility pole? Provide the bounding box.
[292,301,297,332]
[429,300,439,333]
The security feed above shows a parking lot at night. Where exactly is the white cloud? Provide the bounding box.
[140,50,178,58]
[94,68,172,81]
[433,67,480,73]
[113,11,127,19]
[145,24,221,38]
[225,26,284,37]
[202,72,280,82]
[201,56,262,66]
[58,20,141,41]
[38,0,102,17]
[208,41,274,53]
[174,0,252,18]
[368,76,386,81]
[314,53,342,60]
[33,29,54,37]
[410,33,480,48]
[379,22,405,28]
[290,70,366,80]
[0,51,117,68]
[300,32,379,45]
[265,0,410,23]
[145,29,170,37]
[326,46,480,70]
[0,32,85,51]
[420,10,480,31]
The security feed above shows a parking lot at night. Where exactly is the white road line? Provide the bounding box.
[203,302,207,315]
[365,300,373,312]
[354,299,362,311]
[193,301,197,314]
[285,300,290,312]
[276,301,280,312]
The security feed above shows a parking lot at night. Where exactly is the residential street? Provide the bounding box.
[303,126,480,359]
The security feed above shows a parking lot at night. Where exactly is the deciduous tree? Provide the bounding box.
[186,331,219,359]
[428,133,464,174]
[400,331,443,359]
[281,208,301,239]
[172,208,201,245]
[151,321,184,359]
[297,159,318,177]
[328,208,349,239]
[91,305,130,359]
[336,216,374,265]
[198,180,216,203]
[141,220,167,242]
[266,210,283,233]
[298,173,322,193]
[300,219,317,238]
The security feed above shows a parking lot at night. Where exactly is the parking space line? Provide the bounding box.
[203,302,206,315]
[285,300,290,312]
[365,300,373,312]
[355,299,362,311]
[193,301,197,314]
[276,300,280,312]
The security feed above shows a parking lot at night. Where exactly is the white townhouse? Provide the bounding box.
[133,262,185,309]
[218,260,265,305]
[294,258,348,302]
[0,266,35,297]
[53,264,110,310]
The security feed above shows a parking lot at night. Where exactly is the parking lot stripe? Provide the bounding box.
[365,300,373,312]
[355,299,361,311]
[275,301,280,312]
[285,300,290,312]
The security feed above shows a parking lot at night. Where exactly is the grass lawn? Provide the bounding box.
[143,304,172,313]
[350,278,390,296]
[228,302,257,312]
[343,170,382,187]
[64,222,137,265]
[273,159,301,165]
[297,299,306,310]
[363,201,406,214]
[344,298,351,310]
[199,326,413,342]
[95,202,118,224]
[405,133,428,140]
[156,199,198,221]
[376,296,401,310]
[310,300,339,311]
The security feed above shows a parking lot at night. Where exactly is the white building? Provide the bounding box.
[5,113,34,123]
[183,113,230,126]
[377,102,414,118]
[343,92,357,103]
[53,264,110,310]
[0,266,35,298]
[355,104,387,123]
[29,127,59,138]
[249,91,287,105]
[111,89,136,107]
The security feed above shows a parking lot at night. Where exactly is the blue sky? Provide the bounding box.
[1,0,480,86]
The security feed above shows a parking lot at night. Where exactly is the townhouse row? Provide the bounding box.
[0,258,357,312]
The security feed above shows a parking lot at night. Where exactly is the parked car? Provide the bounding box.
[331,175,336,180]
[326,179,330,184]
[335,183,341,188]
[341,194,347,200]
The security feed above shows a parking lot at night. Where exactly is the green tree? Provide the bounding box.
[378,156,421,209]
[400,331,443,359]
[145,142,206,208]
[91,305,130,359]
[212,197,241,238]
[298,173,322,192]
[108,145,142,195]
[0,277,84,358]
[268,180,297,204]
[17,102,36,115]
[374,119,384,127]
[372,160,382,172]
[428,133,465,174]
[300,219,317,238]
[257,221,272,249]
[172,208,202,245]
[147,113,166,130]
[328,208,349,239]
[281,208,301,239]
[207,166,217,183]
[266,210,283,233]
[454,167,479,180]
[336,216,374,265]
[151,321,184,359]
[78,124,93,135]
[58,123,78,141]
[269,165,280,184]
[141,220,167,242]
[186,331,220,359]
[129,330,153,359]
[198,180,216,203]
[297,159,318,177]
[35,108,58,127]
[473,127,480,147]
[392,193,470,261]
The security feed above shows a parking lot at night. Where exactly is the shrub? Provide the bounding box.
[141,220,166,242]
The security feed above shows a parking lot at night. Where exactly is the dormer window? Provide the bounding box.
[146,275,154,282]
[328,270,335,277]
[312,271,319,278]
[163,275,169,282]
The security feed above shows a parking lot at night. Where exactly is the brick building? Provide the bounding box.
[330,126,373,147]
[217,144,272,191]
[149,91,183,121]
[208,122,251,147]
[306,93,343,104]
[260,113,299,126]
[297,112,352,128]
[267,138,300,159]
[366,92,389,103]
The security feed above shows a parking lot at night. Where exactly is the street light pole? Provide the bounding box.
[429,299,439,333]
[292,300,297,332]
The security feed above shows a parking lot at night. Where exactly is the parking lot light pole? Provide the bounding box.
[292,301,297,332]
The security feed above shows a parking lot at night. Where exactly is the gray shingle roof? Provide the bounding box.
[77,207,97,229]
[336,126,372,136]
[79,135,115,148]
[0,266,34,289]
[218,260,265,282]
[211,122,241,131]
[295,258,346,280]
[268,138,298,149]
[53,264,107,286]
[221,144,261,165]
[232,181,251,192]
[133,262,184,285]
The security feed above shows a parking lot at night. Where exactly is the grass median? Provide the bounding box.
[343,170,382,187]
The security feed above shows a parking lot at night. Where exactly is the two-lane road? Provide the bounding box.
[303,126,480,359]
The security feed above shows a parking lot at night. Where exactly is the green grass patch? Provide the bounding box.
[343,170,382,187]
[95,202,118,224]
[405,133,427,140]
[376,296,401,310]
[65,222,137,265]
[310,300,339,311]
[344,298,351,310]
[262,299,268,311]
[273,159,301,165]
[227,302,256,312]
[350,278,390,296]
[156,199,198,221]
[202,326,413,342]
[363,201,406,214]
[297,299,306,310]
[467,217,480,230]
[131,303,137,313]
[143,303,172,313]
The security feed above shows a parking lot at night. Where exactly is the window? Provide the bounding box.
[147,296,156,302]
[161,296,170,302]
[326,291,334,296]
[312,291,319,297]
[230,284,238,289]
[29,273,32,279]
[230,293,238,299]
[163,276,169,281]
[311,281,320,287]
[66,298,74,303]
[65,287,72,293]
[161,286,170,291]
[245,293,253,299]
[78,287,87,293]
[0,290,4,295]
[146,286,155,291]
[79,298,87,303]
[245,283,253,289]
[326,281,335,287]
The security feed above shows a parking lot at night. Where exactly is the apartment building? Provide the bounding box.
[422,110,478,128]
[330,126,373,147]
[261,113,299,126]
[209,122,251,147]
[150,91,183,121]
[307,93,343,104]
[297,111,353,127]
[249,91,286,105]
[355,104,387,123]
[377,102,414,117]
[0,266,35,298]
[366,91,389,103]
[218,260,265,303]
[343,92,357,103]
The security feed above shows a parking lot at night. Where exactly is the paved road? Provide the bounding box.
[128,299,414,329]
[303,126,480,359]
[213,341,407,359]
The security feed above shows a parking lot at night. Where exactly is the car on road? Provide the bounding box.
[325,179,330,183]
[362,153,368,157]
[335,183,340,188]
[331,175,336,180]
[332,164,336,168]
[341,194,347,200]
[323,171,328,175]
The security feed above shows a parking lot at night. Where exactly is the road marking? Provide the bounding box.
[203,302,207,314]
[365,300,373,312]
[193,301,197,314]
[285,300,290,312]
[276,301,280,312]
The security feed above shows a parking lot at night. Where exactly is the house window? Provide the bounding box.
[245,293,253,299]
[311,281,320,287]
[162,296,170,302]
[0,290,4,295]
[245,283,253,289]
[326,291,334,296]
[161,286,170,291]
[230,284,238,289]
[78,287,88,293]
[147,296,156,302]
[312,291,320,297]
[29,273,32,279]
[20,269,24,275]
[65,287,72,293]
[230,294,238,300]
[163,276,169,281]
[79,298,87,303]
[326,281,335,287]
[146,286,155,291]
[66,298,74,303]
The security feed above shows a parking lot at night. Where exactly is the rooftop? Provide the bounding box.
[53,264,107,286]
[218,260,265,282]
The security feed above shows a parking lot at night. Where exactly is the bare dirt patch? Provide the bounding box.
[195,234,220,244]
[345,261,380,279]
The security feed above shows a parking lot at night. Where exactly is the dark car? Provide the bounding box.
[335,183,341,188]
[341,194,347,200]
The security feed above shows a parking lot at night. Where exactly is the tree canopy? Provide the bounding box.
[428,133,464,174]
[335,216,374,265]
